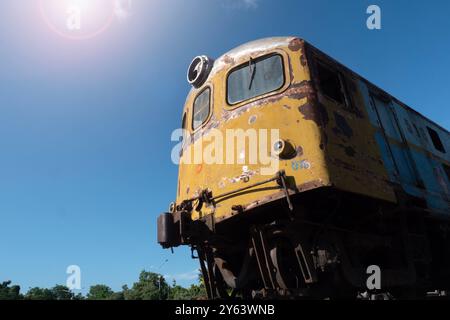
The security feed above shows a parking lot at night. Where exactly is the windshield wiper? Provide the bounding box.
[248,57,256,90]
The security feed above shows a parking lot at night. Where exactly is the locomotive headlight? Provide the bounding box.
[187,55,214,88]
[273,139,297,159]
[273,140,284,153]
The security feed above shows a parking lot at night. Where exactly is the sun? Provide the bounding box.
[39,0,116,40]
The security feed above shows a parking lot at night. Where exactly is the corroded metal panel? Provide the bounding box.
[359,80,450,215]
[306,44,397,203]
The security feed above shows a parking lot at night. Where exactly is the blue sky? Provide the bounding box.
[0,0,449,293]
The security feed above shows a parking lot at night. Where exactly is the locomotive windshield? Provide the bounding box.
[227,54,284,105]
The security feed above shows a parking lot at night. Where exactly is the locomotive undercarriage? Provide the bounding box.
[160,187,450,299]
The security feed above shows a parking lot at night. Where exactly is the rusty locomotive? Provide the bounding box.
[157,37,450,299]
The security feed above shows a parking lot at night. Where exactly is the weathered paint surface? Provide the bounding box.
[176,36,449,222]
[177,38,330,221]
[306,44,397,204]
[360,81,450,215]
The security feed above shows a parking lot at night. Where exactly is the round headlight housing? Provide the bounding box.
[273,139,297,159]
[187,55,214,88]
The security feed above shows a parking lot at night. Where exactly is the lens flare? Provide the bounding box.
[39,0,116,40]
[114,0,133,22]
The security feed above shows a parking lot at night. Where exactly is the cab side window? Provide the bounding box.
[427,126,446,153]
[316,60,358,113]
[192,87,211,130]
[317,62,345,104]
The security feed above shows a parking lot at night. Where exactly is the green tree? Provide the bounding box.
[169,276,207,300]
[123,271,169,300]
[0,281,22,300]
[73,293,85,300]
[51,285,74,300]
[169,280,192,300]
[185,273,207,300]
[24,285,83,300]
[1,269,208,301]
[25,287,55,300]
[109,291,125,300]
[87,285,114,300]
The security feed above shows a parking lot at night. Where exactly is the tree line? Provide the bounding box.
[0,270,206,300]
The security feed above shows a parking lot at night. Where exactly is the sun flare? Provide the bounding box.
[39,0,131,40]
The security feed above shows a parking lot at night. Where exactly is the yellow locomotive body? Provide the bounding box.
[178,37,395,221]
[158,37,450,299]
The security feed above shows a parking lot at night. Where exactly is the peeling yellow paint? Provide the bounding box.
[176,37,396,222]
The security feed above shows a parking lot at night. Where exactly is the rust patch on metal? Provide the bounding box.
[221,81,314,124]
[223,55,235,64]
[289,60,295,82]
[243,179,327,212]
[299,102,315,121]
[288,38,302,51]
[289,80,315,100]
[222,94,283,122]
[333,112,353,138]
[300,54,307,66]
[296,179,326,192]
[298,101,329,128]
